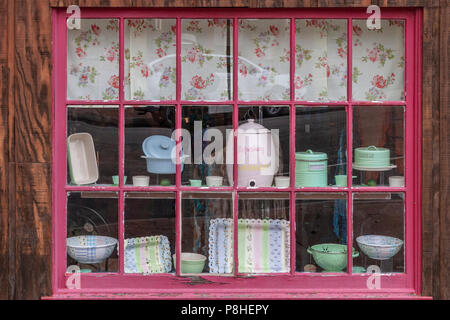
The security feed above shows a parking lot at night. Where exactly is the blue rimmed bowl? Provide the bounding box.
[67,235,117,264]
[356,235,403,260]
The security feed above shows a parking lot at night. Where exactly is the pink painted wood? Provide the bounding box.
[52,7,422,298]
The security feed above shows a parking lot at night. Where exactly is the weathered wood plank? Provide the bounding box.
[439,0,449,300]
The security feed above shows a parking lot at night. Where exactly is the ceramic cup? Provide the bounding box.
[132,176,150,187]
[206,176,223,187]
[189,179,202,187]
[335,175,356,187]
[275,176,290,188]
[112,175,127,185]
[389,176,405,187]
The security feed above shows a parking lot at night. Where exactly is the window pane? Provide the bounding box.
[124,192,176,274]
[125,19,177,101]
[295,193,348,273]
[295,106,347,187]
[182,19,233,101]
[181,192,234,274]
[353,193,405,273]
[181,105,233,187]
[67,106,118,186]
[67,19,119,101]
[352,106,404,187]
[295,19,347,101]
[66,192,118,273]
[352,20,405,101]
[237,106,290,187]
[125,105,176,187]
[238,19,290,101]
[238,193,290,273]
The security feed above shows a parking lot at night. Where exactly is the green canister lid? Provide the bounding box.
[295,149,328,161]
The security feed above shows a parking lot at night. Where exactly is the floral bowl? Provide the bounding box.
[67,235,117,264]
[307,243,358,272]
[356,235,403,260]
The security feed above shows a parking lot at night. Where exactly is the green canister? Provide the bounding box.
[295,150,328,187]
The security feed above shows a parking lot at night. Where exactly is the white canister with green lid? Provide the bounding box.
[295,150,328,187]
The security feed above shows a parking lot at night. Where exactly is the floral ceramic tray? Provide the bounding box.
[208,218,290,274]
[124,235,172,274]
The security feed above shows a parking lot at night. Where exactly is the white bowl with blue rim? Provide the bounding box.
[141,135,187,174]
[67,235,117,264]
[356,235,403,260]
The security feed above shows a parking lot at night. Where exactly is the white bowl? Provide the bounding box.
[389,176,404,187]
[275,176,290,188]
[206,176,223,187]
[67,235,117,264]
[356,235,403,260]
[133,175,150,187]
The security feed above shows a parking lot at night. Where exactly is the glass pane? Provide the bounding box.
[124,192,176,274]
[181,105,233,187]
[66,192,118,273]
[125,105,176,187]
[353,193,405,273]
[238,19,290,101]
[125,19,177,101]
[67,106,118,186]
[352,20,405,101]
[295,193,348,273]
[238,193,290,273]
[352,106,404,187]
[181,192,233,274]
[237,106,289,188]
[295,106,347,187]
[67,19,119,100]
[182,19,233,101]
[295,19,347,101]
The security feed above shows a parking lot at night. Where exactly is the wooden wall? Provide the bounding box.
[0,0,448,300]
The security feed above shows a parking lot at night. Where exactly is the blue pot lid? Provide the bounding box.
[143,135,177,159]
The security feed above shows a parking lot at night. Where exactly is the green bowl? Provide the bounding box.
[189,179,202,187]
[307,244,359,272]
[173,253,207,273]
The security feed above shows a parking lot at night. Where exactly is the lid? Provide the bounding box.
[356,145,389,153]
[295,149,327,161]
[142,135,177,159]
[238,119,270,134]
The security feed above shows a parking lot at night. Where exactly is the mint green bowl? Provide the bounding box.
[307,244,359,272]
[173,253,207,273]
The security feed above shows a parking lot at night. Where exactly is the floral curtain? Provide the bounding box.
[67,19,404,103]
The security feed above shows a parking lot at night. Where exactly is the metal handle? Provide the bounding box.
[367,145,377,150]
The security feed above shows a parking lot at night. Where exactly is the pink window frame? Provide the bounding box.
[51,7,423,298]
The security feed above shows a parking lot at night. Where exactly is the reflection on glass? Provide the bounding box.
[295,193,347,273]
[125,105,176,187]
[352,20,405,101]
[295,19,347,101]
[237,106,290,187]
[181,19,233,101]
[67,19,119,100]
[66,192,118,273]
[67,106,118,186]
[125,19,177,101]
[238,193,290,273]
[181,192,233,274]
[181,105,233,187]
[295,106,347,187]
[238,19,290,101]
[352,106,404,187]
[353,193,405,273]
[124,192,176,274]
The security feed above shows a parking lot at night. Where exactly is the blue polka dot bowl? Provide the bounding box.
[356,235,403,260]
[67,235,117,264]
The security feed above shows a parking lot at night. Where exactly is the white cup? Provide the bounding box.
[275,176,290,188]
[206,176,223,187]
[389,176,404,187]
[133,176,150,187]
